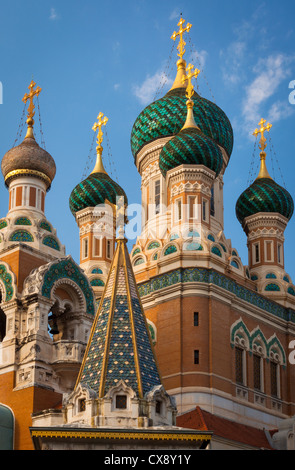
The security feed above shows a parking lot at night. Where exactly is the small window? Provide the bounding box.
[155,400,162,414]
[155,180,161,215]
[175,199,182,221]
[210,186,215,217]
[107,240,112,259]
[202,199,208,222]
[253,354,261,391]
[194,350,199,364]
[82,237,89,259]
[194,312,199,326]
[78,398,86,412]
[253,242,260,264]
[116,394,127,409]
[235,347,244,385]
[278,244,282,265]
[270,362,278,397]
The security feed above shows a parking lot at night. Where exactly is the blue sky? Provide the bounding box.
[0,0,295,279]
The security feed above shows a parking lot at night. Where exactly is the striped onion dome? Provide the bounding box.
[236,177,294,224]
[130,87,233,162]
[159,126,223,178]
[69,172,127,216]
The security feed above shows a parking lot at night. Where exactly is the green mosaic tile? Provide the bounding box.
[159,127,223,177]
[131,87,233,160]
[69,172,127,216]
[41,258,95,316]
[14,217,32,226]
[43,235,60,251]
[137,267,295,324]
[0,264,13,301]
[236,177,294,224]
[9,230,33,242]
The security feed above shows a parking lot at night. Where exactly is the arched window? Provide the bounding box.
[270,360,279,398]
[0,292,6,342]
[232,326,249,390]
[235,346,245,386]
[252,337,266,394]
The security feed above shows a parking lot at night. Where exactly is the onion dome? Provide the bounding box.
[159,65,224,178]
[2,137,56,190]
[1,80,56,190]
[236,119,294,224]
[130,59,233,162]
[236,176,294,224]
[69,113,127,216]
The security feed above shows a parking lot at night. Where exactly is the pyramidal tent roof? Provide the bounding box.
[75,237,162,399]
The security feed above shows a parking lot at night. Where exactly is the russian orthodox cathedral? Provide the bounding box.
[0,17,294,451]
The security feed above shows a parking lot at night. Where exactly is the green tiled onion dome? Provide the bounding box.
[236,177,294,224]
[159,127,223,177]
[130,87,233,160]
[69,172,128,216]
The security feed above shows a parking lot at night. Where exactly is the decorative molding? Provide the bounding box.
[22,255,95,316]
[230,318,286,365]
[137,267,295,324]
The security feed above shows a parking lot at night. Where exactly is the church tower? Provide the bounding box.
[30,220,211,450]
[69,113,128,302]
[129,17,295,430]
[236,119,294,301]
[0,81,96,450]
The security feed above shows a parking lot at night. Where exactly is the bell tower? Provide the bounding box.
[236,118,294,298]
[0,81,95,450]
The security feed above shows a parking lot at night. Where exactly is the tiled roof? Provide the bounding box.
[75,238,162,398]
[176,406,274,450]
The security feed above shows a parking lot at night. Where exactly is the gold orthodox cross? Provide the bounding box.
[253,118,272,151]
[171,17,192,60]
[182,63,200,99]
[22,80,42,124]
[92,112,108,150]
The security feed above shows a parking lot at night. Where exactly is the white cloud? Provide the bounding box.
[114,83,120,91]
[267,100,294,123]
[189,50,208,71]
[242,53,295,127]
[49,8,59,21]
[133,71,173,105]
[169,8,181,21]
[220,40,247,85]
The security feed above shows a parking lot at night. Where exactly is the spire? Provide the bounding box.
[22,80,42,140]
[91,112,108,174]
[74,228,162,399]
[253,118,273,180]
[170,16,192,91]
[181,63,200,130]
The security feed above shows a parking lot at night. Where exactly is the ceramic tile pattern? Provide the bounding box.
[131,87,233,159]
[79,242,161,398]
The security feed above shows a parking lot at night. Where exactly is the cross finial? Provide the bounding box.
[253,118,272,151]
[91,112,109,174]
[171,17,192,60]
[92,112,108,152]
[22,80,42,139]
[182,63,200,99]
